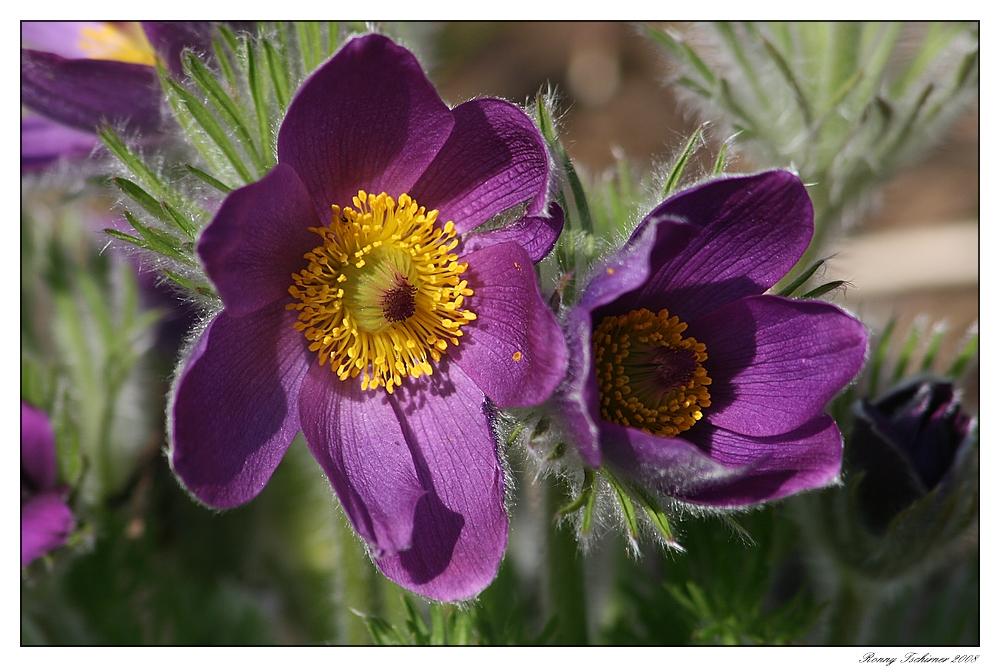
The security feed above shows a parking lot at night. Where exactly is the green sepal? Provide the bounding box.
[163,75,254,184]
[800,280,846,300]
[244,36,274,163]
[629,483,682,548]
[535,91,593,234]
[163,269,219,299]
[113,177,170,225]
[761,36,813,125]
[262,38,290,111]
[117,212,195,266]
[182,51,268,176]
[777,258,825,297]
[98,125,185,209]
[868,316,896,396]
[946,330,978,379]
[352,609,406,645]
[661,123,706,198]
[891,322,921,383]
[184,163,234,193]
[600,467,639,542]
[918,326,946,373]
[557,467,597,535]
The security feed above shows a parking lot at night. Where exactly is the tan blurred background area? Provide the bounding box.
[425,21,979,404]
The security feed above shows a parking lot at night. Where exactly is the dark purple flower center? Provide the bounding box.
[592,307,712,437]
[381,277,418,323]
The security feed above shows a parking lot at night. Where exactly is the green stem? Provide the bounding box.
[826,573,869,644]
[545,478,589,644]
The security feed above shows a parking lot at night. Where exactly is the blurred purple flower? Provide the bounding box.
[847,378,974,532]
[20,21,213,170]
[168,34,566,601]
[21,402,74,567]
[553,171,868,506]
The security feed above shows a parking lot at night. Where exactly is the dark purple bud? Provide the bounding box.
[847,379,973,533]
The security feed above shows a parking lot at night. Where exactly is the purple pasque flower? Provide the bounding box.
[168,34,566,601]
[22,402,75,567]
[20,21,213,170]
[553,171,868,507]
[847,378,975,533]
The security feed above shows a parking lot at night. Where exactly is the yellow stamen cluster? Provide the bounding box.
[287,191,477,393]
[78,23,157,66]
[592,307,712,437]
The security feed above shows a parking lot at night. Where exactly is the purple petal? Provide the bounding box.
[21,115,98,171]
[603,414,842,506]
[456,202,564,264]
[691,295,868,437]
[21,402,57,492]
[549,307,602,468]
[21,492,75,566]
[170,302,311,509]
[297,363,429,556]
[613,171,813,323]
[452,242,567,408]
[21,48,162,134]
[277,34,454,220]
[141,21,215,77]
[376,363,508,602]
[21,22,103,58]
[199,163,321,318]
[410,98,551,233]
[580,214,662,312]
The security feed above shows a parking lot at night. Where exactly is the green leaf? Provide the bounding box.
[946,330,978,379]
[892,322,921,383]
[162,269,218,299]
[113,177,170,225]
[184,163,234,193]
[534,91,593,233]
[762,35,813,126]
[164,77,254,183]
[662,123,705,198]
[183,51,268,175]
[159,201,198,240]
[712,134,735,175]
[245,37,274,161]
[98,126,185,208]
[868,316,896,396]
[918,326,946,373]
[777,258,826,297]
[354,610,406,645]
[800,280,846,299]
[263,38,290,111]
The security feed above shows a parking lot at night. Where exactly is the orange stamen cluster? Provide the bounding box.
[592,307,712,437]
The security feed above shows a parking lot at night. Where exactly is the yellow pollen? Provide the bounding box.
[592,307,712,437]
[287,191,476,393]
[77,23,157,66]
[512,351,523,361]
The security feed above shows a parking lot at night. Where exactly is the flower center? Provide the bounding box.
[592,308,712,437]
[287,191,476,394]
[77,23,157,66]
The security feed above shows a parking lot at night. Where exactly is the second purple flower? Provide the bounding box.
[553,171,868,508]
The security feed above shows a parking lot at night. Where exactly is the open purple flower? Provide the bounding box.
[22,402,75,567]
[553,171,867,506]
[168,34,566,601]
[20,21,213,170]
